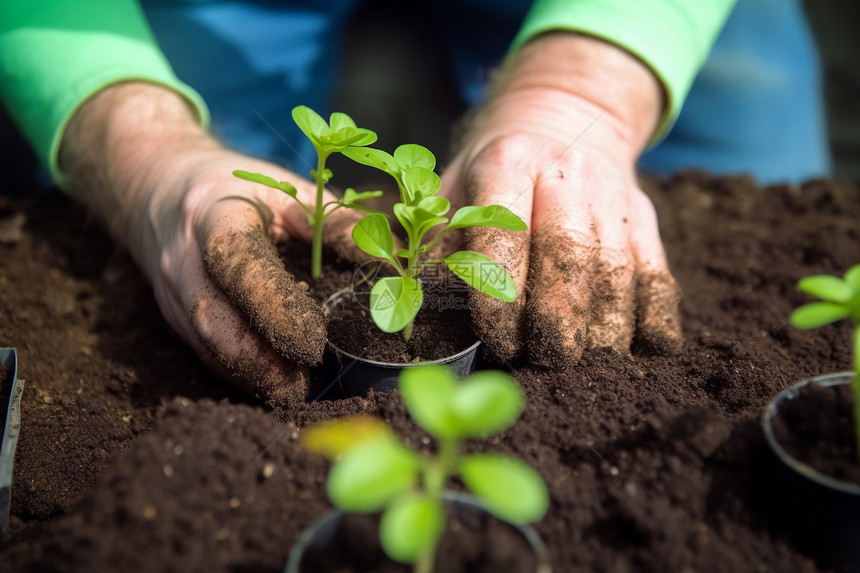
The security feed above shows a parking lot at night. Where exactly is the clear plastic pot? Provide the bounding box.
[284,491,551,573]
[310,289,480,399]
[762,372,860,572]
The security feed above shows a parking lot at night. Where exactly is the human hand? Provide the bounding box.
[60,83,357,405]
[440,34,682,368]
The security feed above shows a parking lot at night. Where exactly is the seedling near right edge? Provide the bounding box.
[302,365,549,573]
[790,263,860,461]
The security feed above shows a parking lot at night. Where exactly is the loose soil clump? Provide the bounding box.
[0,171,858,572]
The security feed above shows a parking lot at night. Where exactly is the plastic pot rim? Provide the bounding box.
[761,371,860,496]
[323,287,481,368]
[284,490,552,573]
[327,337,482,369]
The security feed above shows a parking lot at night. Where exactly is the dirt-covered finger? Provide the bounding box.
[202,222,326,365]
[457,143,535,362]
[187,281,312,407]
[634,270,683,355]
[586,203,637,352]
[466,226,530,361]
[628,190,683,354]
[526,226,597,369]
[586,258,636,352]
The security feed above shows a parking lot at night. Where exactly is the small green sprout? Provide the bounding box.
[343,143,527,339]
[233,106,382,278]
[302,365,549,573]
[790,263,860,461]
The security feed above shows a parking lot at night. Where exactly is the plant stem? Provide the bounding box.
[414,549,434,573]
[402,232,420,342]
[310,151,330,279]
[413,438,458,573]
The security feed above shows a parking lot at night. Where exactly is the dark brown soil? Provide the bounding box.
[295,498,541,572]
[325,287,477,363]
[0,171,858,572]
[771,379,860,484]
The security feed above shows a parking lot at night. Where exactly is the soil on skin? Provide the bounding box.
[202,227,327,365]
[0,172,858,572]
[465,226,530,362]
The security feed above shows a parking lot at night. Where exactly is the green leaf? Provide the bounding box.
[393,204,447,245]
[417,196,451,217]
[392,203,415,237]
[327,437,419,513]
[352,214,396,264]
[844,264,860,291]
[449,371,524,438]
[292,105,330,144]
[447,205,528,231]
[370,276,423,333]
[328,111,356,132]
[301,415,392,460]
[232,170,297,197]
[797,275,853,303]
[232,169,279,188]
[346,130,378,147]
[280,183,298,198]
[398,365,457,439]
[444,251,517,302]
[342,188,384,205]
[460,453,549,524]
[790,302,850,329]
[331,126,377,148]
[379,493,445,564]
[401,167,441,204]
[394,144,436,170]
[342,147,400,178]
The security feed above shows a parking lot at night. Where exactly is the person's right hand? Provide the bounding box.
[60,82,359,406]
[439,33,683,368]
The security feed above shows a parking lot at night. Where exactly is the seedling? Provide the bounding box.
[343,143,527,339]
[233,106,382,278]
[790,263,860,461]
[302,365,548,573]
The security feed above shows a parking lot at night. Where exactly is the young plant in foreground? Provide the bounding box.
[343,143,527,339]
[233,106,382,278]
[790,263,860,461]
[302,365,549,573]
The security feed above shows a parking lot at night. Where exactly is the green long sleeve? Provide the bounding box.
[510,0,737,143]
[0,0,209,190]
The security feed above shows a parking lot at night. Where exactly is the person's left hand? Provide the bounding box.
[59,82,364,406]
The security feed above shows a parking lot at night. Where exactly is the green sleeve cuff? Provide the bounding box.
[0,0,209,190]
[511,0,736,144]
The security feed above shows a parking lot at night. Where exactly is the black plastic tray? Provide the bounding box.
[1,348,23,543]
